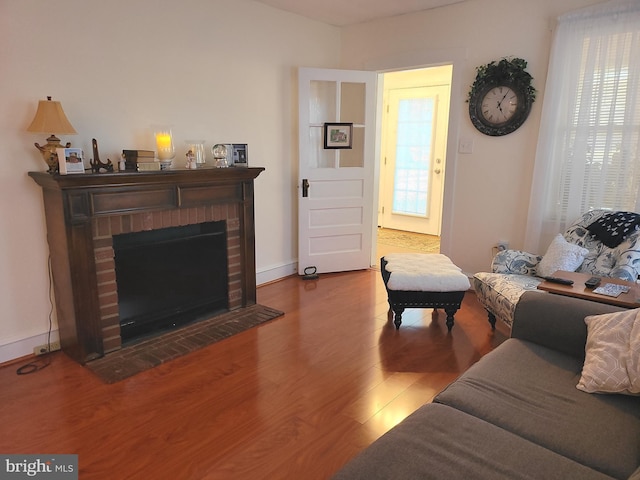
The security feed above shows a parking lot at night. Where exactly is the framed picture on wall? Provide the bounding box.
[323,122,353,149]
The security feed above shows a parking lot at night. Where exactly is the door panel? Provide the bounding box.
[298,68,377,274]
[381,85,449,235]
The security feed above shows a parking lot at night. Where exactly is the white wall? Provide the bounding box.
[0,0,340,362]
[0,0,612,363]
[340,0,607,275]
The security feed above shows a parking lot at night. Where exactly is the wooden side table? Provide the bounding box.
[537,270,640,308]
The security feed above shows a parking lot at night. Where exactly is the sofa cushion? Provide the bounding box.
[537,233,589,278]
[578,308,640,395]
[434,339,640,479]
[332,403,615,480]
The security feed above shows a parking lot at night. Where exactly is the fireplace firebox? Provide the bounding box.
[29,168,264,364]
[114,220,228,343]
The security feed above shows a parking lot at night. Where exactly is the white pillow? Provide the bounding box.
[577,308,640,395]
[536,234,588,278]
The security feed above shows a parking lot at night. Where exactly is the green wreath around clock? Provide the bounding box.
[468,58,536,136]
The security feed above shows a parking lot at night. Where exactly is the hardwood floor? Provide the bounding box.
[0,269,509,479]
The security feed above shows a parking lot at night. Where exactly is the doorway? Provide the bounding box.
[377,65,452,256]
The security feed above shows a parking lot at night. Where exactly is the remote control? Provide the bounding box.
[543,276,574,285]
[584,276,601,288]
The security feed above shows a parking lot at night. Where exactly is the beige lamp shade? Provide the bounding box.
[27,97,77,173]
[27,97,77,134]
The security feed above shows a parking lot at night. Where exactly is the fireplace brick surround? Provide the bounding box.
[93,204,242,353]
[30,168,264,364]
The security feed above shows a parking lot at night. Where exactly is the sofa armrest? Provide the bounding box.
[511,291,624,359]
[491,249,542,275]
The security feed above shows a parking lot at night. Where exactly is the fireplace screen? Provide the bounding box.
[113,221,228,343]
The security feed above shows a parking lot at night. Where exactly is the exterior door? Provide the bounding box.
[298,67,377,275]
[380,85,449,235]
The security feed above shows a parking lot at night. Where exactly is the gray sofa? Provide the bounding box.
[333,293,640,480]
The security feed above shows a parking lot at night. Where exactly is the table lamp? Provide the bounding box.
[26,96,77,173]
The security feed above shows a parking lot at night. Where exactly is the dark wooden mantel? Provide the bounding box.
[29,168,264,364]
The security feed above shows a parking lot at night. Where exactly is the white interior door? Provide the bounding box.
[380,85,449,235]
[298,67,377,275]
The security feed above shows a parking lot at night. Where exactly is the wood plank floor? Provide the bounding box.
[0,269,509,479]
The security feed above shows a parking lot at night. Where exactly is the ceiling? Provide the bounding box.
[253,0,467,27]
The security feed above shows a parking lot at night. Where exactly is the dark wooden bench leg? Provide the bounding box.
[487,311,496,330]
[392,307,404,329]
[444,307,458,332]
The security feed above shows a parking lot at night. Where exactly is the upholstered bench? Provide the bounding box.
[381,254,471,331]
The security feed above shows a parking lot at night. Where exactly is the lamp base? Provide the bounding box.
[34,135,71,174]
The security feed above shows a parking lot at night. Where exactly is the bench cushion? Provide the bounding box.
[383,253,470,291]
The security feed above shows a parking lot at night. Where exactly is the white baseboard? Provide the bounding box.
[0,331,60,365]
[257,261,297,285]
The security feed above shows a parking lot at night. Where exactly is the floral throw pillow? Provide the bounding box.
[536,234,589,278]
[577,309,640,395]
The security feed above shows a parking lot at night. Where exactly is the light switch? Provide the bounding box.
[459,138,474,154]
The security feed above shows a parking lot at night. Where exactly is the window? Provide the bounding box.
[525,0,640,252]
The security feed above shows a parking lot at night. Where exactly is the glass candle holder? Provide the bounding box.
[153,126,175,164]
[185,140,206,167]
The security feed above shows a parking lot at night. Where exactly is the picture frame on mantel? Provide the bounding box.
[231,144,248,167]
[56,147,85,174]
[323,123,353,149]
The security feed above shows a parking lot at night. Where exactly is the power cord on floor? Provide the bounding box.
[16,255,55,375]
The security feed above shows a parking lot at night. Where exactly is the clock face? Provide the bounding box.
[469,80,532,136]
[481,86,518,125]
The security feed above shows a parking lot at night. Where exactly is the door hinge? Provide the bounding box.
[382,206,385,214]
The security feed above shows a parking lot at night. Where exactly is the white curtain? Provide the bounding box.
[524,0,640,253]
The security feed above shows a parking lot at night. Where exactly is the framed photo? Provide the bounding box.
[324,123,353,149]
[56,147,85,174]
[231,144,248,167]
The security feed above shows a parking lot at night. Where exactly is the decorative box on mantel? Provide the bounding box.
[29,168,264,364]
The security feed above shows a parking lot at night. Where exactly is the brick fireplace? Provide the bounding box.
[30,168,264,364]
[93,203,242,353]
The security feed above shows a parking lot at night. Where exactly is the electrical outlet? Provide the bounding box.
[33,341,61,356]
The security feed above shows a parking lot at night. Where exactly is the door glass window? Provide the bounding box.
[392,98,434,216]
[310,81,336,124]
[309,127,334,168]
[309,80,365,169]
[340,127,364,167]
[340,82,366,125]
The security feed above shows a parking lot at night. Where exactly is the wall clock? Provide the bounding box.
[468,58,536,136]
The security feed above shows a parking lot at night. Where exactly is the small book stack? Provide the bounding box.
[56,147,85,174]
[122,149,158,171]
